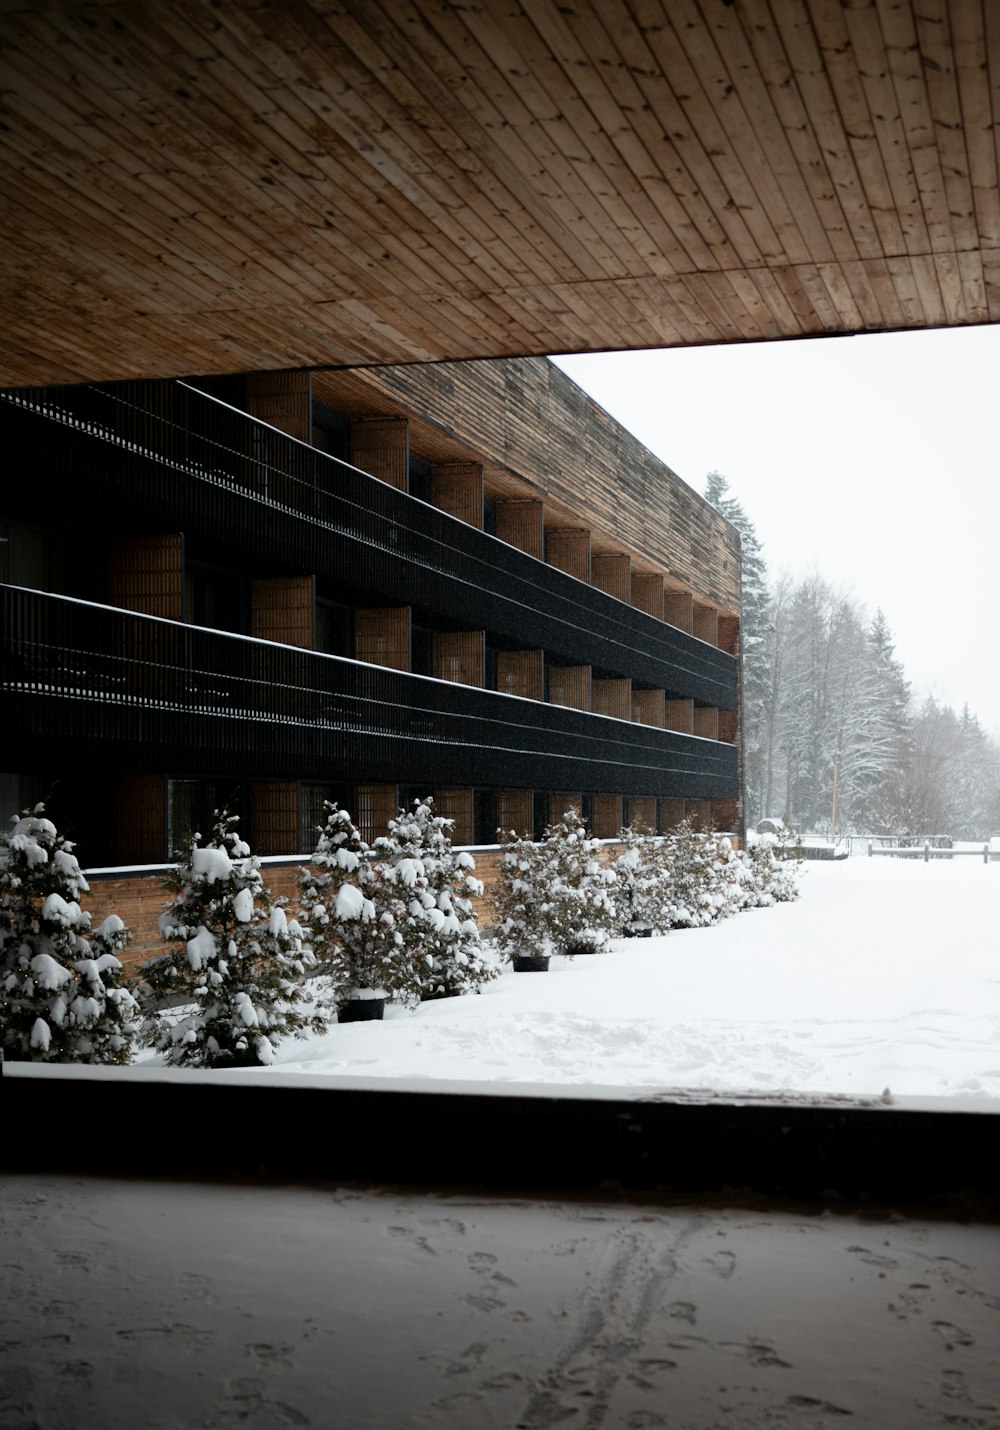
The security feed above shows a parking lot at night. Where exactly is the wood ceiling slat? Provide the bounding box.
[212,1,556,295]
[838,259,894,329]
[383,0,648,285]
[840,1,930,255]
[877,0,957,257]
[631,0,785,266]
[524,2,723,275]
[957,250,990,324]
[948,1,1000,249]
[910,0,981,258]
[809,0,908,260]
[664,0,811,267]
[813,263,865,332]
[699,0,841,267]
[753,0,871,262]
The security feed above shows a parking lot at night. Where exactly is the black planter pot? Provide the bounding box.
[338,996,387,1023]
[512,954,550,973]
[626,927,653,939]
[565,944,601,957]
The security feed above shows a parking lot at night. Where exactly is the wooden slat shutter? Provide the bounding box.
[718,710,740,744]
[355,784,398,845]
[354,607,410,671]
[112,773,165,865]
[659,799,687,832]
[693,706,719,740]
[718,615,740,656]
[430,462,483,528]
[548,665,591,711]
[626,797,657,832]
[546,528,590,582]
[693,603,719,645]
[433,788,474,846]
[497,649,544,701]
[591,552,630,603]
[592,677,632,721]
[252,782,299,856]
[632,688,665,727]
[665,591,694,632]
[432,629,485,686]
[632,572,664,620]
[245,371,312,443]
[495,500,544,559]
[665,698,694,733]
[590,794,622,839]
[109,534,183,620]
[496,789,533,838]
[251,576,315,649]
[349,416,409,491]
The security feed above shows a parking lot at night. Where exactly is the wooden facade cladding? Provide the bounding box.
[593,678,632,723]
[631,572,664,621]
[497,789,533,838]
[665,699,695,735]
[686,801,711,832]
[548,665,591,712]
[633,689,665,729]
[495,500,544,560]
[626,797,657,832]
[433,788,474,847]
[252,782,299,857]
[497,649,544,702]
[660,799,687,832]
[109,534,183,621]
[718,711,740,745]
[251,577,315,650]
[546,528,590,583]
[430,463,483,529]
[718,616,740,658]
[112,773,165,868]
[432,630,485,687]
[354,607,410,671]
[349,417,409,492]
[694,604,720,647]
[665,592,694,635]
[318,361,741,613]
[694,707,720,742]
[355,784,398,846]
[591,794,623,840]
[245,372,312,444]
[591,552,630,604]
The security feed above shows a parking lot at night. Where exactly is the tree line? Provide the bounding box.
[705,473,1000,840]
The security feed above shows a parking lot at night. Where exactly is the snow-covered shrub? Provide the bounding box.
[299,803,425,1011]
[493,808,617,959]
[386,798,498,1000]
[741,828,804,906]
[612,824,679,936]
[0,804,140,1064]
[662,821,745,928]
[141,811,326,1066]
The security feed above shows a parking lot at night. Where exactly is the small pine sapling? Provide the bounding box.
[541,807,617,955]
[492,826,548,961]
[300,803,424,1012]
[0,804,140,1063]
[613,823,670,936]
[141,811,325,1066]
[388,798,498,999]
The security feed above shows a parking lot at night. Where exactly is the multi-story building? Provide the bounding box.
[1,356,741,866]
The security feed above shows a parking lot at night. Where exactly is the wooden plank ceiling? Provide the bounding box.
[0,0,997,388]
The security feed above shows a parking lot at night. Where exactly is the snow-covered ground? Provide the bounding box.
[191,854,1000,1100]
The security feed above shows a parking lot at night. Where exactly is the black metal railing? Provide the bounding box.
[2,587,738,799]
[1,381,737,708]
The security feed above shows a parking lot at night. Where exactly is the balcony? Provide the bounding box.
[1,381,738,709]
[2,587,738,800]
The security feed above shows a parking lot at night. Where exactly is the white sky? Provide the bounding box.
[553,325,1000,733]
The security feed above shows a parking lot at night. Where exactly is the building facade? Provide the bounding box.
[1,357,741,865]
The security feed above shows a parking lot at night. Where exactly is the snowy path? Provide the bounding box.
[245,856,1000,1100]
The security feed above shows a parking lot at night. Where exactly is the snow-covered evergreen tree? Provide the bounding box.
[387,798,498,999]
[494,808,616,958]
[299,803,425,1011]
[613,824,677,936]
[0,805,140,1064]
[142,811,325,1066]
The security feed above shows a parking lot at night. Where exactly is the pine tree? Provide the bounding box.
[0,804,140,1063]
[613,823,676,936]
[299,803,425,1011]
[142,811,325,1066]
[496,807,617,957]
[704,471,770,822]
[387,798,499,999]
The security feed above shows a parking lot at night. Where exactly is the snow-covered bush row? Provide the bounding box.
[300,798,499,1015]
[0,805,140,1064]
[494,814,802,958]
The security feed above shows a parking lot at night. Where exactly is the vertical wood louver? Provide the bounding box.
[349,417,409,491]
[354,607,411,671]
[495,500,544,559]
[430,462,484,529]
[497,649,544,701]
[547,528,591,583]
[251,577,316,650]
